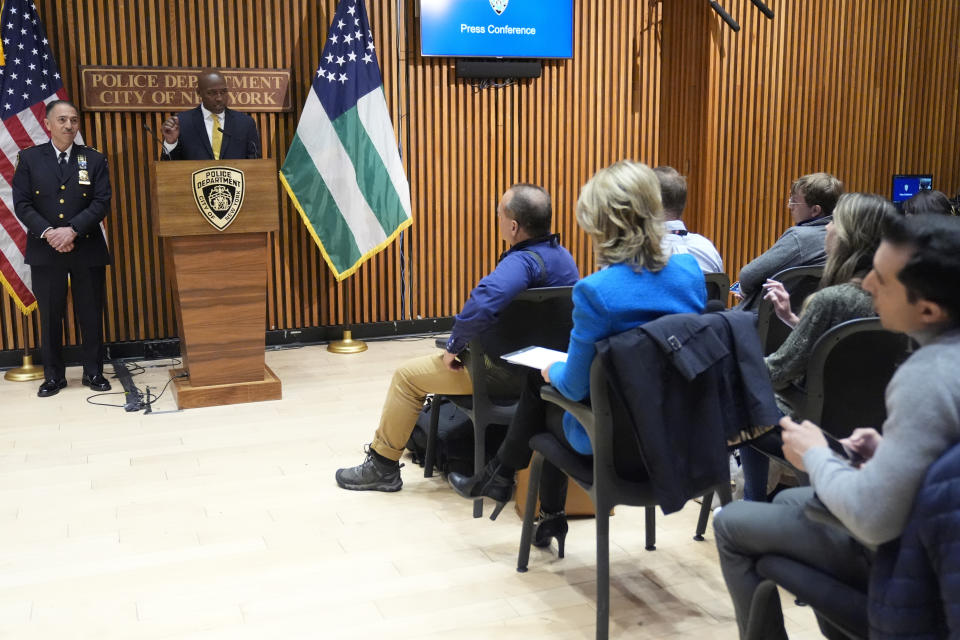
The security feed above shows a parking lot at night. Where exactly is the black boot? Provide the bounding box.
[532,510,568,558]
[448,459,514,520]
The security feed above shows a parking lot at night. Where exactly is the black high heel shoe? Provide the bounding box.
[532,510,568,558]
[448,459,514,520]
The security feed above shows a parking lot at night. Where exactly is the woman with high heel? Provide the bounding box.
[449,160,707,554]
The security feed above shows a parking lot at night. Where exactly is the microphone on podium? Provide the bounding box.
[143,123,171,160]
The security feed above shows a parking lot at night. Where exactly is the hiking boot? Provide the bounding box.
[335,447,403,492]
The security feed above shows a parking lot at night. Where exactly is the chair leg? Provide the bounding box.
[472,421,486,518]
[717,482,733,506]
[516,452,543,573]
[695,483,733,541]
[596,501,611,640]
[694,491,713,541]
[423,397,441,478]
[644,505,656,551]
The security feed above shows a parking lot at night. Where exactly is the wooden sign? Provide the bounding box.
[79,66,292,112]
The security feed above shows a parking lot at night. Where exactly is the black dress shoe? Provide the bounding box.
[81,374,111,392]
[448,459,515,520]
[37,378,67,397]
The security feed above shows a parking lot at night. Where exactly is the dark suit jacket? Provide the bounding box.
[12,142,111,267]
[166,106,261,160]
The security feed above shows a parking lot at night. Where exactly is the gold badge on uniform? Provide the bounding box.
[191,166,245,231]
[77,154,90,185]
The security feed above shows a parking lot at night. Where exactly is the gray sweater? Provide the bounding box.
[804,328,960,546]
[765,283,876,390]
[738,216,831,310]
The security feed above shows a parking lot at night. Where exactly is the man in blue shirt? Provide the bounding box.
[336,184,580,492]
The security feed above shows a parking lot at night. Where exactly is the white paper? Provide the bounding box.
[501,346,568,370]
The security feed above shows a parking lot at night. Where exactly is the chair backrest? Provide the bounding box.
[756,265,824,355]
[799,318,914,440]
[467,286,574,400]
[704,271,731,306]
[586,356,655,497]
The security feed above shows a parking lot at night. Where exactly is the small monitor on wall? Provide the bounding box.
[892,174,933,203]
[420,0,574,59]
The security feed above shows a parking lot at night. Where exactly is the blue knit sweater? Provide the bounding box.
[548,255,707,454]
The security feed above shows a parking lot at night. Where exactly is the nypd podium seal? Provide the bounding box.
[192,167,245,231]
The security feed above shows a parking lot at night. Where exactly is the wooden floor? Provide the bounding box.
[0,337,822,639]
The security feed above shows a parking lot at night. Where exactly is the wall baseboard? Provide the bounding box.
[0,317,455,370]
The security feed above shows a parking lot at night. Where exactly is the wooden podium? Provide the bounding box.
[150,159,282,409]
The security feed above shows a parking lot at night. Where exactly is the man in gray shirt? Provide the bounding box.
[714,214,960,639]
[736,172,843,310]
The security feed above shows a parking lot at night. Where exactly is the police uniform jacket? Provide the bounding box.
[12,142,112,267]
[166,106,260,160]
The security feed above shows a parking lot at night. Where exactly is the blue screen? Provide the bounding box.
[420,0,573,59]
[892,174,933,203]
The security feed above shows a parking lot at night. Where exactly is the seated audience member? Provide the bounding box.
[448,160,706,544]
[654,165,724,273]
[714,213,960,640]
[762,193,897,394]
[738,193,897,501]
[335,184,580,492]
[736,172,843,310]
[902,189,956,216]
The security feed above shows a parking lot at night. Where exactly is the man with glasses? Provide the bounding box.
[735,172,843,310]
[161,69,261,160]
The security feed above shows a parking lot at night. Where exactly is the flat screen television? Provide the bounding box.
[420,0,573,59]
[892,174,933,203]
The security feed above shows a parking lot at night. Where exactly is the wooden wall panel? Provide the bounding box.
[2,0,958,356]
[661,0,960,283]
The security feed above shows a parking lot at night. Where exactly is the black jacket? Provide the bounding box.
[12,142,111,267]
[597,310,781,513]
[165,106,260,160]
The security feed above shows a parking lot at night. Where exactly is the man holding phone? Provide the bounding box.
[714,214,960,639]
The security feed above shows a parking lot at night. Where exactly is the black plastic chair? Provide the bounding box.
[704,271,731,307]
[756,556,868,639]
[518,356,730,640]
[423,286,574,518]
[748,317,914,484]
[795,317,914,441]
[756,265,824,356]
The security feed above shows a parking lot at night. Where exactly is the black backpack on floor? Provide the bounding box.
[406,396,507,477]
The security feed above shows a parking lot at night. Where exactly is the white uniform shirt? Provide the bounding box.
[662,219,724,273]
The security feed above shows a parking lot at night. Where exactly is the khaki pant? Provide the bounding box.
[370,353,473,461]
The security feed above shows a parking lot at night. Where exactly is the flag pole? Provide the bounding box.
[327,278,367,354]
[4,312,43,382]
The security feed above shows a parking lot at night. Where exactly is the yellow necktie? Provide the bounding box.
[211,113,222,160]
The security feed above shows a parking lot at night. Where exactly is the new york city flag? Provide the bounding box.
[280,0,411,281]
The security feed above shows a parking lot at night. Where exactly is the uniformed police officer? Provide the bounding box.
[12,100,112,397]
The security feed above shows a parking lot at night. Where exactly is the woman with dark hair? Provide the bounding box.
[902,189,955,217]
[448,160,706,553]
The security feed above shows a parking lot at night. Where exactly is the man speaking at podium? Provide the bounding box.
[161,69,261,160]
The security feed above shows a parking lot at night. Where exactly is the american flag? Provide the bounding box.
[0,0,71,313]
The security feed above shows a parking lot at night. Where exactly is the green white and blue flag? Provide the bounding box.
[280,0,411,281]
